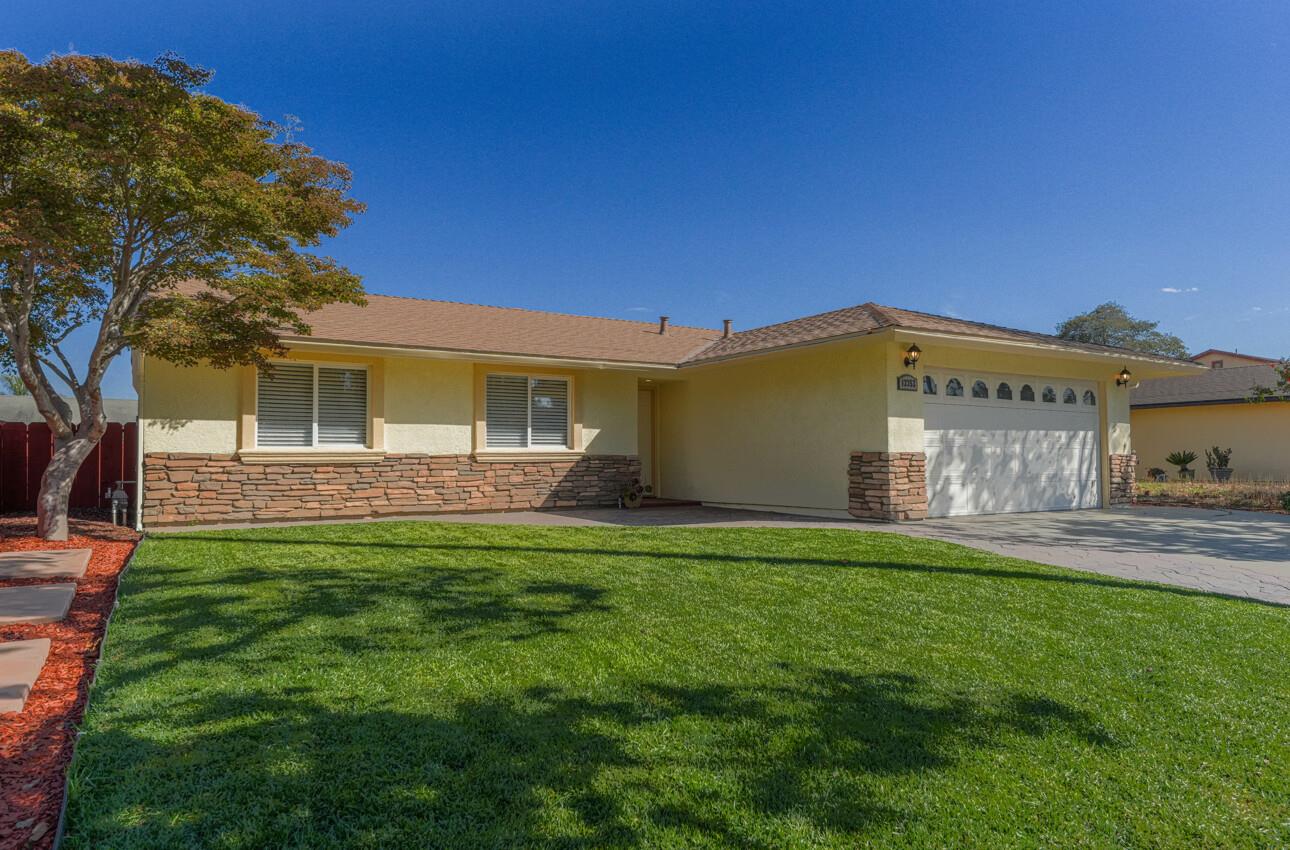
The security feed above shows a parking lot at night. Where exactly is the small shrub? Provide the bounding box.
[1281,492,1290,512]
[1204,446,1232,469]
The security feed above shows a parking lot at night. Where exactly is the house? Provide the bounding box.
[1131,353,1289,481]
[133,293,1201,527]
[1187,348,1279,371]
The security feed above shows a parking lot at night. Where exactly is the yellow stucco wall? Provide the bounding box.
[137,351,639,457]
[576,370,639,455]
[655,337,1137,513]
[137,356,242,453]
[1132,403,1290,481]
[655,338,885,513]
[383,357,474,454]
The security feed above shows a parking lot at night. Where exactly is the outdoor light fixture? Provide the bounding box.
[1115,366,1132,387]
[904,343,922,368]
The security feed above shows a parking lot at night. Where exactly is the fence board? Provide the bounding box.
[26,423,51,510]
[0,423,27,511]
[0,420,136,513]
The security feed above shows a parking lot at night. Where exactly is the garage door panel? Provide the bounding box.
[923,373,1100,518]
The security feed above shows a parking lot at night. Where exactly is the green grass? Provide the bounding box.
[64,522,1288,849]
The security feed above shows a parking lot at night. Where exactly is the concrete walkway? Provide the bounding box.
[161,503,1290,605]
[0,639,50,713]
[0,548,91,579]
[0,550,88,714]
[0,584,77,625]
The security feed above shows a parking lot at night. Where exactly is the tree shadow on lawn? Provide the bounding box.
[108,561,612,690]
[156,530,1283,607]
[64,667,1116,849]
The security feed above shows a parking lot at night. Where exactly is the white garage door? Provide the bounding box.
[922,372,1101,518]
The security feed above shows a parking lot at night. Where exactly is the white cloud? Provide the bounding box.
[1160,286,1200,293]
[625,306,652,313]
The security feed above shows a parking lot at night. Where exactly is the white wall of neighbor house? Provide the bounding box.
[136,350,640,457]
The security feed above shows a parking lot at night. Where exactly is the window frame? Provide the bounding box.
[483,371,574,451]
[255,359,371,450]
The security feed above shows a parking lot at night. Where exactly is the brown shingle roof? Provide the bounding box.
[681,302,1196,366]
[1188,348,1278,365]
[290,294,721,365]
[1132,364,1284,407]
[173,281,1196,368]
[173,281,720,366]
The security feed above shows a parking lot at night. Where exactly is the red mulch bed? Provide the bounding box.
[0,516,139,850]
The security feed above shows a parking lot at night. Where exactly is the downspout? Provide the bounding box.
[132,351,145,531]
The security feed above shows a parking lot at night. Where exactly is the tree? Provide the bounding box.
[1055,302,1189,358]
[0,52,365,539]
[1250,359,1289,403]
[1,373,28,394]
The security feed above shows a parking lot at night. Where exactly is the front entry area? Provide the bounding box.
[922,371,1102,517]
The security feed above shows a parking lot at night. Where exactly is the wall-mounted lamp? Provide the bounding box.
[903,343,922,368]
[1115,366,1132,387]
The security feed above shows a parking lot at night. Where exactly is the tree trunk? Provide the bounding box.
[35,436,99,541]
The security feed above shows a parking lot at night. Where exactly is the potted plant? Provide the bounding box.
[1204,446,1234,482]
[1166,450,1198,481]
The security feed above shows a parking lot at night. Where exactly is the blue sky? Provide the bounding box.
[9,1,1290,398]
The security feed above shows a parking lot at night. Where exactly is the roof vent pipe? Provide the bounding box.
[658,316,669,335]
[722,319,732,338]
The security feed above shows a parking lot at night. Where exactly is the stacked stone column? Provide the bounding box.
[1108,453,1137,505]
[848,451,927,521]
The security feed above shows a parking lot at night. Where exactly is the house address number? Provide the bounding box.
[896,373,917,392]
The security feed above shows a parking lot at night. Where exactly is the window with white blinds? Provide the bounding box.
[256,363,368,448]
[485,374,570,449]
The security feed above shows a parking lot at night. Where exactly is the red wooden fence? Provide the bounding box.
[0,421,137,513]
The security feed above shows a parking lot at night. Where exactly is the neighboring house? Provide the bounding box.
[1132,359,1289,481]
[1188,348,1278,371]
[133,293,1200,527]
[0,395,137,424]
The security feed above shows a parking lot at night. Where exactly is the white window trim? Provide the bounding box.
[483,371,574,451]
[255,360,371,450]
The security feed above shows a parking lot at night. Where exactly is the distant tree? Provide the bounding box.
[1,373,28,395]
[1250,359,1289,403]
[0,52,365,539]
[1055,302,1189,358]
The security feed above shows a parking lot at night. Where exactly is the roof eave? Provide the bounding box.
[894,329,1207,375]
[281,337,687,373]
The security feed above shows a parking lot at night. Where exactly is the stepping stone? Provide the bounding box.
[0,584,77,625]
[0,548,91,579]
[0,639,51,713]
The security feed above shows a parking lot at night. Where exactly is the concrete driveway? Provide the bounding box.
[416,503,1290,605]
[892,506,1290,606]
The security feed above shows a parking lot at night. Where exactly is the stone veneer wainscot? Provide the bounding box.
[848,451,928,522]
[142,453,640,526]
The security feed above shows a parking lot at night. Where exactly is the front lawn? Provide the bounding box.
[64,522,1288,849]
